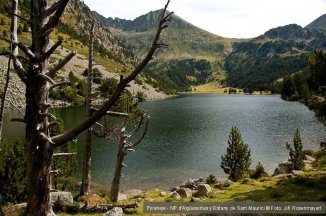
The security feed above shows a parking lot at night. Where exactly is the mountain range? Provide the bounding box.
[95,8,326,92]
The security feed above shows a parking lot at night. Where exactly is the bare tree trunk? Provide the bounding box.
[0,0,171,214]
[81,23,95,195]
[110,143,125,202]
[25,0,53,213]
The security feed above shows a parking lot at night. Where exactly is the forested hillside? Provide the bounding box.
[95,9,242,92]
[225,24,326,91]
[280,51,326,121]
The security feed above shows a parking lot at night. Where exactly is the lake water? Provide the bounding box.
[3,94,326,191]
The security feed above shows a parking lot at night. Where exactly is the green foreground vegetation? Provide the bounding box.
[3,149,325,216]
[58,150,326,216]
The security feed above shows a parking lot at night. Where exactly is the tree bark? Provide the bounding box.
[25,0,54,215]
[110,142,125,202]
[81,23,95,195]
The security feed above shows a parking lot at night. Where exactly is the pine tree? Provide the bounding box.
[2,29,7,37]
[286,129,304,170]
[221,127,252,181]
[22,22,29,32]
[17,24,22,35]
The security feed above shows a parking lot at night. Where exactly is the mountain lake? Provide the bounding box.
[3,94,326,190]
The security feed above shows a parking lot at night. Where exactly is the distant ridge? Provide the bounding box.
[94,9,217,36]
[306,14,326,31]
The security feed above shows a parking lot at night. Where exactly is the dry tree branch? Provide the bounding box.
[42,39,63,61]
[50,81,70,90]
[0,36,35,59]
[8,12,30,23]
[40,0,70,36]
[38,73,55,85]
[52,0,172,148]
[43,0,64,18]
[47,51,76,77]
[7,98,24,116]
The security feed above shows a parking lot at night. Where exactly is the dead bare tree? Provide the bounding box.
[0,0,172,214]
[81,22,95,195]
[93,111,150,202]
[0,51,12,143]
[0,0,19,142]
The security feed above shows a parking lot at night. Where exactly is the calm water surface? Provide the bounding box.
[4,94,326,190]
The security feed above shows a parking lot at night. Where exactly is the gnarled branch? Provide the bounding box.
[52,0,171,148]
[42,39,63,61]
[50,81,70,90]
[38,73,55,85]
[47,51,76,77]
[129,117,149,148]
[0,36,35,59]
[40,0,70,36]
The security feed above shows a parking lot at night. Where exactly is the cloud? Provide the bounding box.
[83,0,326,38]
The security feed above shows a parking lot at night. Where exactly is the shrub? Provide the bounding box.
[17,24,23,35]
[136,91,146,102]
[302,149,314,156]
[23,22,29,32]
[92,68,103,84]
[2,29,7,37]
[250,162,267,179]
[98,78,118,98]
[135,77,143,85]
[206,174,217,184]
[0,18,5,25]
[0,139,26,205]
[270,190,285,199]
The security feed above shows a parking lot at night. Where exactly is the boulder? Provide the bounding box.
[125,189,143,198]
[242,178,250,184]
[117,193,127,202]
[197,184,211,197]
[273,162,292,176]
[50,191,73,205]
[171,186,180,192]
[223,180,232,188]
[214,182,223,189]
[191,197,201,202]
[104,207,123,216]
[183,179,196,189]
[292,170,304,176]
[171,192,181,200]
[272,173,294,178]
[177,188,192,198]
[305,155,316,162]
[3,203,27,216]
[160,192,167,197]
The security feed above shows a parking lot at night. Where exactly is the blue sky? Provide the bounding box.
[83,0,326,38]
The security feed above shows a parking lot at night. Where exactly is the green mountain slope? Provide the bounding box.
[95,10,243,91]
[306,14,326,31]
[0,0,170,101]
[224,24,326,90]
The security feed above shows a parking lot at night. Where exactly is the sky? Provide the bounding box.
[83,0,326,38]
